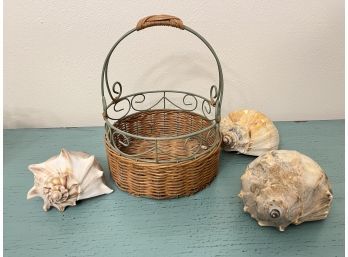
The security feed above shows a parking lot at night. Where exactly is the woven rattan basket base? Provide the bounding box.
[105,109,221,199]
[105,140,221,199]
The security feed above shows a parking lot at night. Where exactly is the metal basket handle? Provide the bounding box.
[101,14,224,122]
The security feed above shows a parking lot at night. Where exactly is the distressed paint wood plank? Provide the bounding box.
[4,120,344,257]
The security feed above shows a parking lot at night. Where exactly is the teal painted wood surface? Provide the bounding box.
[4,120,344,257]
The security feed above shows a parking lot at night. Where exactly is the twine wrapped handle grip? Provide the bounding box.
[136,15,184,30]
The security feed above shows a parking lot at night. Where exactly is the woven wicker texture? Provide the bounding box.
[111,110,218,161]
[105,110,221,199]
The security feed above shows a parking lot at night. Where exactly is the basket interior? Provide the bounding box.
[110,109,218,162]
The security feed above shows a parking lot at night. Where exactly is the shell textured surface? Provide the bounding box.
[239,150,333,231]
[220,109,279,156]
[27,149,113,212]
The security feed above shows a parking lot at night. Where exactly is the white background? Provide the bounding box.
[4,0,344,128]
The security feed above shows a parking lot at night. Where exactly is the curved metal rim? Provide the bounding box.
[104,134,221,164]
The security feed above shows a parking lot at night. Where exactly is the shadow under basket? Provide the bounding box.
[105,110,222,199]
[102,14,224,199]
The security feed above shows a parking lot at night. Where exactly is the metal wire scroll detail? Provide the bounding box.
[104,88,218,121]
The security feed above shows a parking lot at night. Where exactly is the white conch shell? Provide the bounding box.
[239,150,333,231]
[220,109,279,156]
[27,149,113,212]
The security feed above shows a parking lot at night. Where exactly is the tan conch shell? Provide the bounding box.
[220,110,279,156]
[239,150,333,231]
[27,149,113,212]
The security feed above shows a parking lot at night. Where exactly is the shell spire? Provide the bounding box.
[27,149,113,212]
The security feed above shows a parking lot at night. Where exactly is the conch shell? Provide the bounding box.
[220,110,279,156]
[27,149,113,212]
[239,150,333,231]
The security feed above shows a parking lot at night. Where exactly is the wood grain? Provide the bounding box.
[4,120,344,257]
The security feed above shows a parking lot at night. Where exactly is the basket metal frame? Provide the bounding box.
[101,25,224,163]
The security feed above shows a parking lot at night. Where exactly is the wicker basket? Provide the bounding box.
[102,15,224,199]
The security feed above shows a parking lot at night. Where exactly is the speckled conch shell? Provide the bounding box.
[239,150,333,231]
[220,110,279,156]
[27,149,113,212]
